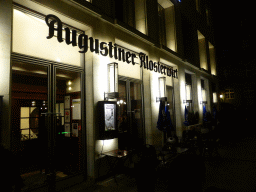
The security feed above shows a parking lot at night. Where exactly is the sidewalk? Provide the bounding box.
[203,134,256,192]
[62,134,256,192]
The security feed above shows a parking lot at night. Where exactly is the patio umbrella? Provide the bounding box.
[157,100,166,132]
[165,104,174,132]
[203,104,207,122]
[183,105,189,126]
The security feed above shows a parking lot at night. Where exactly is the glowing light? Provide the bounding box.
[159,77,166,98]
[58,132,70,134]
[32,101,36,106]
[108,63,118,93]
[96,138,118,155]
[220,94,223,99]
[213,93,217,103]
[185,84,191,100]
[202,89,206,101]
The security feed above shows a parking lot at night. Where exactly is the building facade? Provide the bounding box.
[0,0,217,190]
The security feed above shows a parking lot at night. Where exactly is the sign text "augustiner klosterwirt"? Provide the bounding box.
[45,15,178,78]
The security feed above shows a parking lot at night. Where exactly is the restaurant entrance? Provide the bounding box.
[11,58,84,190]
[117,79,144,149]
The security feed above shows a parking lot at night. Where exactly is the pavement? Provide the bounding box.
[62,132,256,192]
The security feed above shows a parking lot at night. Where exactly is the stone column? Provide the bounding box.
[0,0,12,149]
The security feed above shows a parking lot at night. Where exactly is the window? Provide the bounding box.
[225,89,234,99]
[158,0,177,52]
[201,79,206,101]
[198,31,207,70]
[185,73,192,101]
[196,0,201,12]
[115,0,135,28]
[209,42,216,75]
[158,4,166,46]
[135,0,147,34]
[20,106,41,141]
[185,73,193,111]
[206,9,210,25]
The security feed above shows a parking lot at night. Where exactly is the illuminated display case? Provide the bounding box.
[97,101,117,140]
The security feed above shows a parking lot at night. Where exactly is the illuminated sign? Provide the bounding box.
[45,14,178,78]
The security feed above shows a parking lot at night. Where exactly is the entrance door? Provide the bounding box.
[11,60,83,189]
[166,86,176,136]
[117,79,144,149]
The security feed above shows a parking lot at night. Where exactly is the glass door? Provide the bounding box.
[11,61,83,189]
[55,68,82,179]
[166,86,176,136]
[117,80,144,150]
[12,62,49,186]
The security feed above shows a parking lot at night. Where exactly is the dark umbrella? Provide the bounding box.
[165,104,174,133]
[203,104,207,122]
[183,105,189,126]
[157,100,166,132]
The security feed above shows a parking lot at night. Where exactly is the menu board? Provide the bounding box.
[104,104,115,131]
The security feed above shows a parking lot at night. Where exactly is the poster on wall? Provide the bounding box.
[72,99,81,120]
[65,110,70,123]
[64,124,70,137]
[65,96,70,109]
[104,104,115,131]
[72,123,78,137]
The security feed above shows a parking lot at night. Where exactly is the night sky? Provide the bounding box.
[211,2,255,90]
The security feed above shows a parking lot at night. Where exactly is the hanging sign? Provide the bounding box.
[45,14,178,78]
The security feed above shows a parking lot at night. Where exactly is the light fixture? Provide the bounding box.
[213,92,217,103]
[183,83,192,106]
[105,63,119,100]
[67,80,72,91]
[220,94,223,99]
[156,77,167,102]
[200,89,207,105]
[31,101,36,106]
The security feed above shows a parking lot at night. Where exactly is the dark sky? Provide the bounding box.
[211,2,240,52]
[210,1,254,89]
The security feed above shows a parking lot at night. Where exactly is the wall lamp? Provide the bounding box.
[156,77,167,102]
[104,62,119,100]
[183,100,192,106]
[200,89,207,105]
[200,101,207,105]
[213,92,217,103]
[183,83,192,106]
